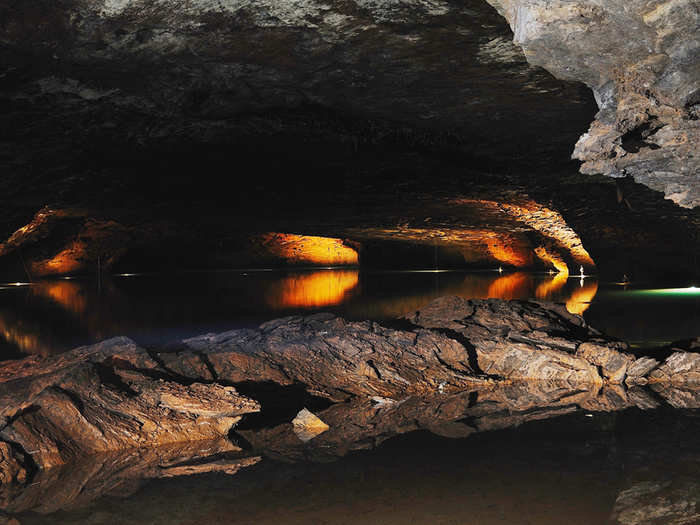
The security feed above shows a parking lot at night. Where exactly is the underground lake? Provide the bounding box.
[1,0,698,522]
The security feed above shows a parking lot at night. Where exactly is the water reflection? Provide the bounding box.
[32,280,90,314]
[2,380,699,524]
[565,280,599,316]
[3,269,697,359]
[0,270,600,359]
[263,270,359,308]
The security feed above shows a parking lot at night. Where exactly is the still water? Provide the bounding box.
[0,269,698,360]
[5,399,700,525]
[1,269,699,524]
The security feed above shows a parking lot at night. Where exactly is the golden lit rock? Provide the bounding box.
[259,233,359,266]
[0,208,130,277]
[534,245,569,274]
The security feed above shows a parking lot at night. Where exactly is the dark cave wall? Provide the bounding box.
[0,0,698,279]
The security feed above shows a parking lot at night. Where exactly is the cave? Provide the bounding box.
[1,0,699,523]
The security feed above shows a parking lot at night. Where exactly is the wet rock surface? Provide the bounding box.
[612,480,700,525]
[404,296,632,383]
[0,337,260,472]
[0,439,260,517]
[0,296,698,492]
[1,379,699,519]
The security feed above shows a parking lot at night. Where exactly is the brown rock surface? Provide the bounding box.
[403,296,632,384]
[0,338,260,472]
[236,380,652,464]
[649,352,700,386]
[0,445,26,486]
[172,312,498,401]
[1,297,698,490]
[2,378,687,517]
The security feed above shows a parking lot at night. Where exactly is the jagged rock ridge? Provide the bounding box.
[486,0,699,207]
[1,297,699,487]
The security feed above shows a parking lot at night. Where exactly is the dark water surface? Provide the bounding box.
[6,404,700,525]
[1,270,699,524]
[1,269,698,360]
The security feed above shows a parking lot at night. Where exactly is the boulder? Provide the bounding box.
[0,338,260,472]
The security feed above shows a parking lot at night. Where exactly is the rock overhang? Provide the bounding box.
[0,0,698,280]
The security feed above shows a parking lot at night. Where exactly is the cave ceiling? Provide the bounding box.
[0,0,698,277]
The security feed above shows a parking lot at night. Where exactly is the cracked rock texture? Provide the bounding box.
[403,296,631,383]
[3,296,700,486]
[487,0,700,207]
[0,337,260,474]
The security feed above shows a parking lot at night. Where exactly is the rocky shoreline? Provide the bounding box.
[1,297,698,490]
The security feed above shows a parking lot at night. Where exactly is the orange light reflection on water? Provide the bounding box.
[32,281,88,314]
[265,270,360,308]
[263,270,597,315]
[0,271,598,358]
[486,272,533,299]
[535,271,568,300]
[565,281,599,315]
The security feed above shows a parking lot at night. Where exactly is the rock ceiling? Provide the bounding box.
[0,0,698,276]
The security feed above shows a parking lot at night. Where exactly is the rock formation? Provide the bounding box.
[1,0,698,281]
[611,479,700,525]
[0,338,260,479]
[1,297,699,491]
[486,0,700,208]
[0,439,260,517]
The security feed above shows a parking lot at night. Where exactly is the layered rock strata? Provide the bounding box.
[0,338,261,483]
[1,297,699,486]
[486,0,700,208]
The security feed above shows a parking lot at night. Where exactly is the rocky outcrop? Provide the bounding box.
[649,352,700,386]
[0,195,599,279]
[168,312,495,400]
[611,479,700,525]
[236,380,656,464]
[486,0,700,207]
[403,296,633,383]
[0,297,698,488]
[0,445,26,486]
[0,338,260,472]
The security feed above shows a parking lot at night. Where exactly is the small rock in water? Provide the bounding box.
[292,408,330,442]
